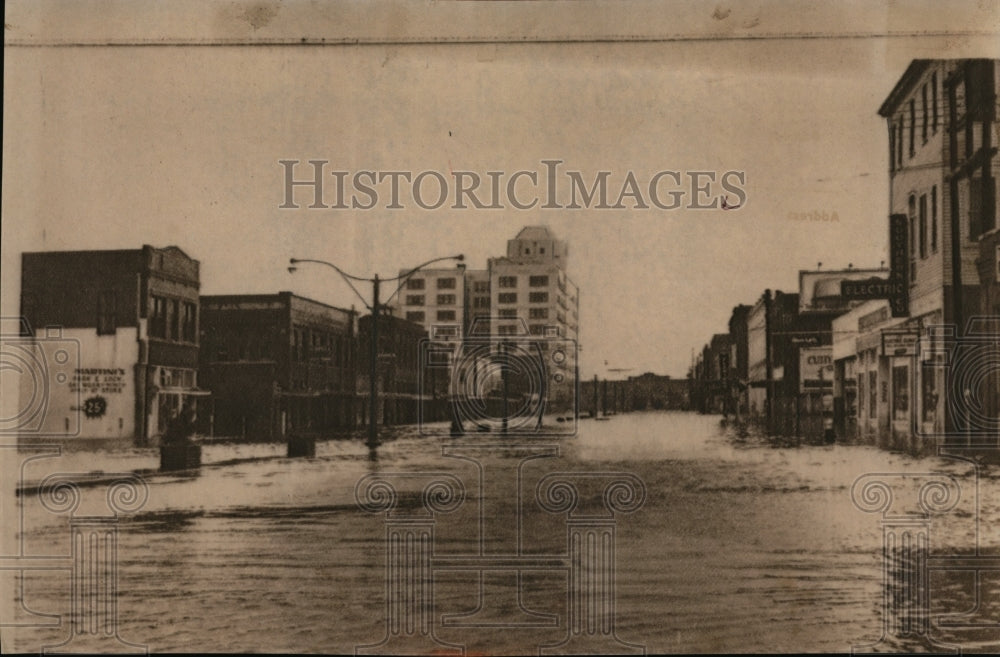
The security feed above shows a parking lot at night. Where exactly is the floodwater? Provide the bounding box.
[5,411,999,653]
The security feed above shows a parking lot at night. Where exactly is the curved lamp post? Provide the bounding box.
[288,254,464,448]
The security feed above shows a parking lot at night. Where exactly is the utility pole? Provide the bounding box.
[368,275,380,449]
[764,289,774,436]
[501,340,509,434]
[288,254,463,450]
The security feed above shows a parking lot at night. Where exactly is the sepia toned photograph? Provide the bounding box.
[2,1,999,653]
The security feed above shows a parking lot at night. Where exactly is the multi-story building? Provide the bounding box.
[18,246,203,444]
[694,333,731,414]
[487,227,579,409]
[199,292,356,441]
[397,265,467,340]
[835,58,999,452]
[396,226,580,413]
[746,289,802,437]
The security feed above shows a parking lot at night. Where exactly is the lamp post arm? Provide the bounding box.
[289,258,372,310]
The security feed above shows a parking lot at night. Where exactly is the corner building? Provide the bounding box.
[19,246,204,444]
[833,59,998,452]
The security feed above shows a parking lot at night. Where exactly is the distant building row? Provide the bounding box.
[690,58,1000,451]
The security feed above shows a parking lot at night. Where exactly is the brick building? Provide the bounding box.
[199,292,356,440]
[18,246,203,444]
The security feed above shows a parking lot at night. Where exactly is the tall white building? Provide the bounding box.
[396,226,580,411]
[397,226,579,343]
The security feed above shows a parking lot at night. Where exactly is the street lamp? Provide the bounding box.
[288,254,464,449]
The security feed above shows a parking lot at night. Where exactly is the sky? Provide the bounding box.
[3,1,999,379]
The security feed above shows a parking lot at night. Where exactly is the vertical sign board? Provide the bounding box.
[840,215,909,318]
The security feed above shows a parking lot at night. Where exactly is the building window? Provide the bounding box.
[497,324,518,336]
[498,308,517,318]
[436,310,456,321]
[150,295,168,339]
[407,278,425,290]
[858,370,865,417]
[97,290,117,335]
[896,121,904,168]
[437,294,456,305]
[473,296,490,309]
[922,366,938,424]
[498,293,517,304]
[529,307,549,319]
[406,294,425,306]
[168,299,180,340]
[892,365,909,421]
[868,371,877,419]
[931,71,938,131]
[909,195,917,283]
[889,125,896,173]
[921,83,928,144]
[919,193,928,258]
[498,276,517,288]
[529,292,548,303]
[436,277,456,289]
[292,328,303,361]
[529,275,549,287]
[908,99,916,158]
[931,185,938,253]
[406,311,425,322]
[182,302,197,343]
[474,281,490,293]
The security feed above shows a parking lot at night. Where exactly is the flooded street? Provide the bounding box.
[6,411,999,653]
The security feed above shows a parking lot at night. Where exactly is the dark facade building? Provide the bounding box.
[625,373,690,411]
[199,292,356,441]
[19,246,203,444]
[357,313,444,427]
[727,304,752,419]
[746,290,802,438]
[690,334,732,414]
[581,373,689,417]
